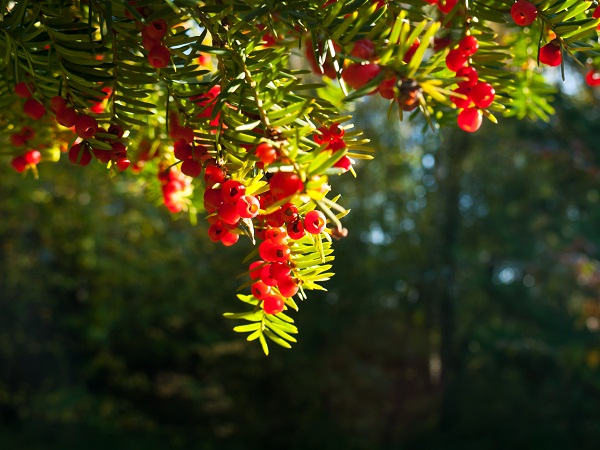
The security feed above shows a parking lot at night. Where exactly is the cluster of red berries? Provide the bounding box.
[11,149,41,173]
[125,1,171,69]
[446,35,495,133]
[158,164,192,213]
[313,123,353,171]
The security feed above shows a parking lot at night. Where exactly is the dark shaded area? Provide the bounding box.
[2,92,600,449]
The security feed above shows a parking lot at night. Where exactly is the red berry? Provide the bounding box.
[251,281,271,299]
[255,142,278,165]
[221,180,246,203]
[437,0,457,14]
[445,48,468,72]
[92,148,112,163]
[270,262,291,281]
[23,99,46,120]
[208,222,226,242]
[470,82,495,109]
[286,219,305,240]
[586,69,600,86]
[403,39,420,63]
[220,230,239,246]
[280,203,299,223]
[203,188,224,212]
[269,172,303,201]
[262,295,284,315]
[111,142,128,159]
[334,155,353,171]
[457,108,482,133]
[107,124,124,138]
[456,66,478,87]
[68,143,92,166]
[264,227,287,245]
[181,159,202,177]
[313,127,331,145]
[75,114,99,139]
[594,5,600,29]
[342,63,382,90]
[511,0,538,26]
[329,123,345,139]
[277,276,299,298]
[236,195,260,219]
[304,210,327,234]
[458,36,478,56]
[260,265,279,287]
[148,44,170,68]
[217,202,241,225]
[249,261,265,280]
[378,76,397,99]
[24,150,41,165]
[56,107,78,127]
[145,19,168,40]
[451,86,473,109]
[174,140,193,160]
[15,82,33,98]
[11,155,28,173]
[50,96,67,113]
[350,38,376,60]
[204,165,226,187]
[539,40,561,67]
[115,158,130,171]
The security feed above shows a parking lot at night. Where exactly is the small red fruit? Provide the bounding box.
[68,143,92,166]
[350,38,376,61]
[342,63,382,90]
[15,82,33,98]
[458,36,479,56]
[181,159,202,177]
[269,172,304,201]
[255,142,278,165]
[304,210,327,234]
[115,158,131,172]
[23,99,46,120]
[446,49,468,72]
[437,0,457,14]
[145,19,168,40]
[148,44,171,68]
[24,150,41,165]
[456,66,478,87]
[277,276,299,298]
[262,295,285,315]
[50,96,67,113]
[221,180,246,203]
[586,69,600,87]
[56,108,78,127]
[457,108,483,133]
[251,281,271,299]
[236,195,260,219]
[470,82,495,109]
[451,86,473,109]
[511,0,538,26]
[539,40,561,67]
[11,155,28,172]
[75,114,99,139]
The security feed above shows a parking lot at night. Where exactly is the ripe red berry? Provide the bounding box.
[277,276,299,298]
[23,99,46,120]
[11,155,28,173]
[249,261,265,280]
[437,0,457,14]
[403,39,420,63]
[313,127,331,145]
[262,295,284,315]
[457,107,483,133]
[260,265,279,287]
[107,124,124,138]
[511,0,538,26]
[269,262,291,280]
[236,195,260,219]
[329,123,345,139]
[458,36,478,56]
[24,150,41,165]
[75,114,99,139]
[304,210,327,234]
[286,219,305,240]
[204,188,224,212]
[445,48,468,72]
[269,172,304,201]
[50,96,67,113]
[539,40,561,67]
[115,158,131,171]
[342,63,382,90]
[15,82,33,98]
[56,107,78,127]
[111,142,128,159]
[217,202,241,225]
[251,280,271,299]
[586,69,600,87]
[350,38,376,60]
[221,180,246,203]
[174,140,193,160]
[451,86,473,109]
[181,159,202,177]
[471,82,495,109]
[145,19,168,40]
[594,6,600,29]
[264,227,287,245]
[68,143,92,166]
[334,155,353,171]
[148,44,170,68]
[378,76,397,99]
[280,203,299,223]
[456,66,478,87]
[255,142,278,165]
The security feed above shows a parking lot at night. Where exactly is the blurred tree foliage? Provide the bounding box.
[2,84,600,450]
